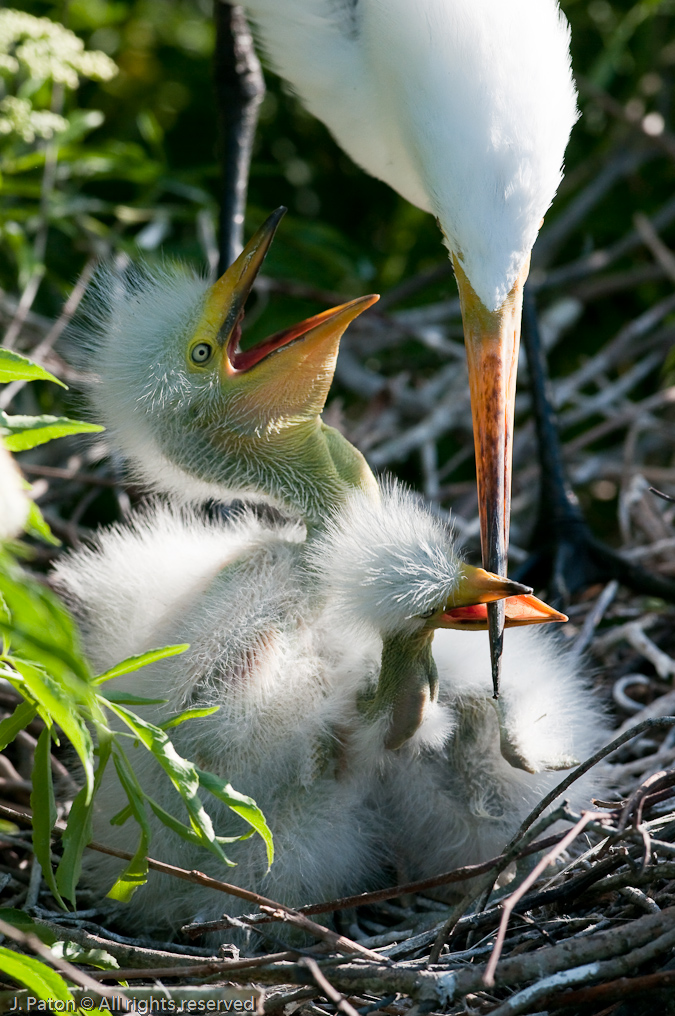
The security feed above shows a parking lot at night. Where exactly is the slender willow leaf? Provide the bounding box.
[0,568,92,686]
[1,412,103,451]
[24,500,60,546]
[105,750,151,902]
[106,702,225,861]
[56,736,112,905]
[0,348,65,387]
[53,940,119,970]
[145,795,240,853]
[93,643,189,684]
[11,659,94,799]
[0,698,36,750]
[198,768,274,869]
[0,946,72,1003]
[160,705,219,730]
[100,691,168,706]
[31,728,66,909]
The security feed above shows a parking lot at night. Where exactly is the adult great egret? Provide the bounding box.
[235,0,579,690]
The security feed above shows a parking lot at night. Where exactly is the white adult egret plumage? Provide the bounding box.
[237,0,579,685]
[53,479,564,936]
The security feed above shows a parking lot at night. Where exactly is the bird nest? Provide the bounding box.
[2,133,675,1016]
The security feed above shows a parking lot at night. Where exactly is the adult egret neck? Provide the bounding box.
[239,0,578,690]
[75,208,379,527]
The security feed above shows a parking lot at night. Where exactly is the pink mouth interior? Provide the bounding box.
[443,604,488,623]
[227,305,344,372]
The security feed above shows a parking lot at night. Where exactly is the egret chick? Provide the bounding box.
[53,481,541,934]
[54,502,382,936]
[73,208,378,528]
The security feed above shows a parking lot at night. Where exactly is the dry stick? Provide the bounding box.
[486,924,675,1016]
[19,463,130,488]
[565,386,675,455]
[633,211,675,285]
[301,956,361,1016]
[618,770,675,833]
[31,916,218,970]
[90,952,298,982]
[429,719,675,964]
[570,580,619,660]
[189,830,568,936]
[0,803,383,965]
[482,811,604,988]
[545,969,675,1011]
[537,191,675,292]
[198,908,675,1006]
[554,292,675,407]
[571,262,666,302]
[651,486,675,504]
[254,906,388,962]
[0,915,129,1007]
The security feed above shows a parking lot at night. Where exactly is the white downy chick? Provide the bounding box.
[54,503,383,939]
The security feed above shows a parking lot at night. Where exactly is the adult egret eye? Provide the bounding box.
[190,342,213,365]
[419,607,436,620]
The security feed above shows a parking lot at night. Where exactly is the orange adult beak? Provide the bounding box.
[452,254,531,695]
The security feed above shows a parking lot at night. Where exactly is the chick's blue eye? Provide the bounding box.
[190,342,213,365]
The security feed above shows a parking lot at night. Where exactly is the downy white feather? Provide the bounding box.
[54,503,383,938]
[242,0,578,310]
[53,483,608,935]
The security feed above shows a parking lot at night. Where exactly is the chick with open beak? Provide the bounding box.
[77,208,378,526]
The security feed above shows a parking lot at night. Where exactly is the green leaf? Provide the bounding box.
[100,691,168,706]
[93,643,189,684]
[106,702,226,861]
[31,728,66,909]
[144,795,238,855]
[0,945,72,1003]
[0,568,92,685]
[197,768,274,869]
[52,939,119,969]
[160,705,219,730]
[24,500,60,547]
[0,698,36,751]
[1,412,103,451]
[56,736,111,906]
[105,750,150,902]
[0,349,65,388]
[11,659,95,800]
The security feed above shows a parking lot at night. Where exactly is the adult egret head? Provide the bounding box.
[76,208,378,526]
[241,0,578,679]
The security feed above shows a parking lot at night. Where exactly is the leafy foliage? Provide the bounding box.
[0,349,272,1004]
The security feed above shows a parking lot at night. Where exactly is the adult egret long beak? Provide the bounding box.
[452,255,531,696]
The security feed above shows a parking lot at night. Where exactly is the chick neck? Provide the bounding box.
[162,413,378,528]
[362,629,438,751]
